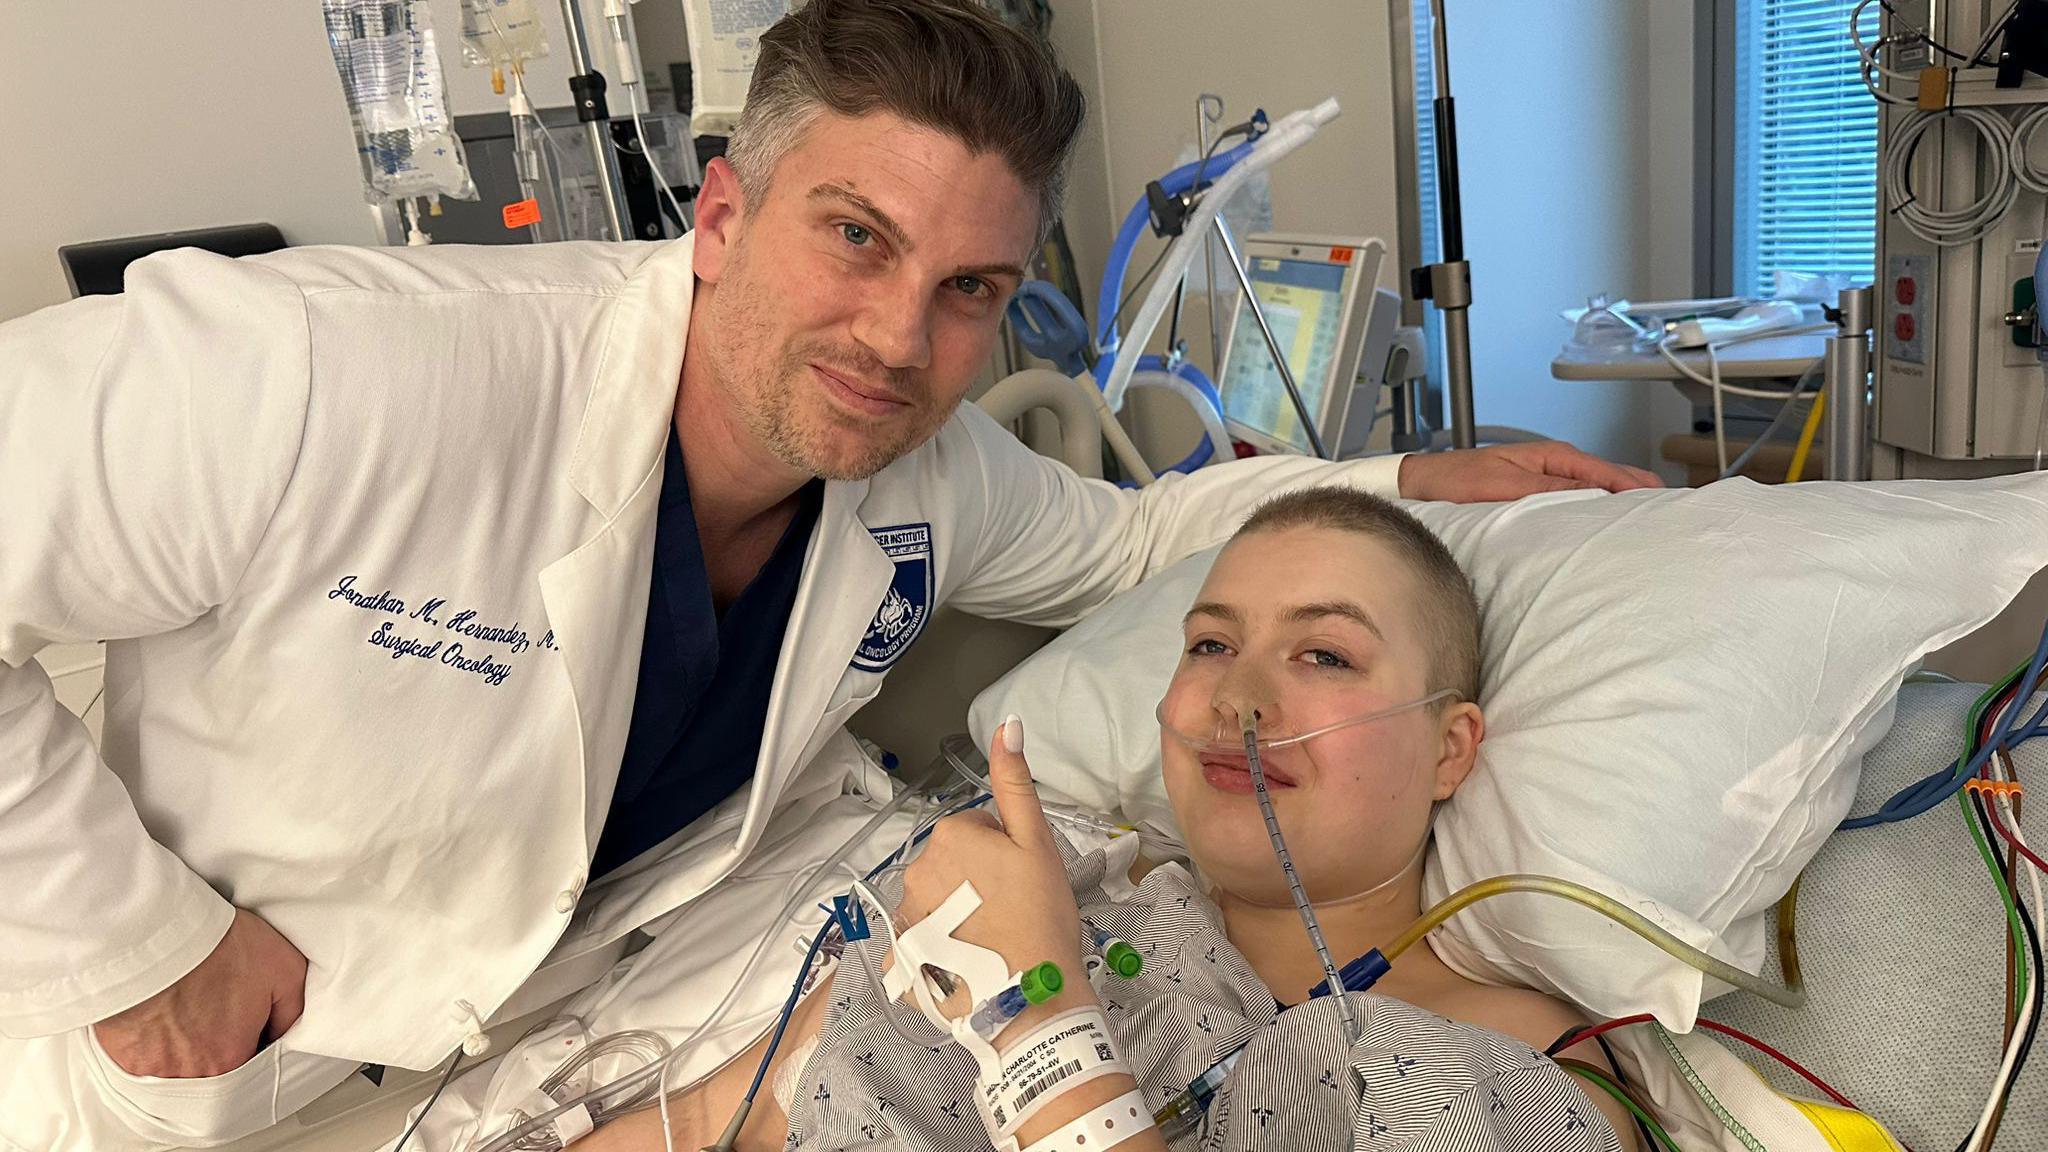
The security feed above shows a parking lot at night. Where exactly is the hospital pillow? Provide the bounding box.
[967,474,2048,1027]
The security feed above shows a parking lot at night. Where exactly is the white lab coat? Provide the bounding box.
[0,234,1401,1149]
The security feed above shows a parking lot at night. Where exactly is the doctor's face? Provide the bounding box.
[691,111,1040,481]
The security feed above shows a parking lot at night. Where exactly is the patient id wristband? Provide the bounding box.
[977,1006,1128,1144]
[1019,1088,1154,1152]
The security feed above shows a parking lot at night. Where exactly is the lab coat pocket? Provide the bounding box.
[82,1027,355,1147]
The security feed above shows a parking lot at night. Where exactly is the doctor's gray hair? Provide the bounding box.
[725,0,1086,242]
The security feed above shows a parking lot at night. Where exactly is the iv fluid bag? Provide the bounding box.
[322,0,478,205]
[460,0,551,68]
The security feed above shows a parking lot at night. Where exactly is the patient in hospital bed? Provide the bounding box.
[582,488,1641,1150]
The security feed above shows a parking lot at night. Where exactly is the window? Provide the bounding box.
[1732,0,1878,296]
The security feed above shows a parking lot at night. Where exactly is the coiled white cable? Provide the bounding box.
[1882,107,2019,247]
[2012,104,2048,195]
[1856,1,2040,246]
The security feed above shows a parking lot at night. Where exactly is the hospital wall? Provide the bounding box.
[1050,0,1695,475]
[0,0,688,327]
[0,3,379,324]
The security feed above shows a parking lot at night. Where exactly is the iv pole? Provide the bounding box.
[1410,0,1479,449]
[558,0,631,241]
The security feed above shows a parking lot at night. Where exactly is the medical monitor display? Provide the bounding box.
[1219,254,1352,453]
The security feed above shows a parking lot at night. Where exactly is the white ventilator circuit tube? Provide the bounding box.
[1101,98,1342,414]
[1125,369,1234,469]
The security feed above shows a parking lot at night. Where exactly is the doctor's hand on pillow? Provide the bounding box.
[892,716,1093,1029]
[92,907,307,1077]
[1402,441,1663,503]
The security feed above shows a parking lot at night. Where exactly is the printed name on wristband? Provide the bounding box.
[975,1007,1125,1138]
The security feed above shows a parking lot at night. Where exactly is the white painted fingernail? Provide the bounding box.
[1001,714,1024,754]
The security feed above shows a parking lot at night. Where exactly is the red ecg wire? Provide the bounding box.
[1553,1014,1858,1111]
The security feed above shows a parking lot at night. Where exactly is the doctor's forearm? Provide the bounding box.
[0,661,238,1036]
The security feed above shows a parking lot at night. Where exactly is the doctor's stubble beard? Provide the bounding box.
[705,234,953,482]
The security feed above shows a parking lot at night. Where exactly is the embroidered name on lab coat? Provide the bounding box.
[328,574,554,687]
[852,524,933,673]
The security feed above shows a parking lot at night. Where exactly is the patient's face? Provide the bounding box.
[1159,526,1458,907]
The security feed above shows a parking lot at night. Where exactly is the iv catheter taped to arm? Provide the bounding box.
[871,879,1027,1072]
[865,878,1133,1148]
[787,831,1623,1152]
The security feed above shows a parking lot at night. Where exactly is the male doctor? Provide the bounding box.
[0,0,1656,1146]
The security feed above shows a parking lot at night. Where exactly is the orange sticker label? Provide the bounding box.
[503,199,543,229]
[1329,246,1354,263]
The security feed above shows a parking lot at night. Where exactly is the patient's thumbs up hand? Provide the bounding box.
[892,714,1091,1031]
[988,714,1054,853]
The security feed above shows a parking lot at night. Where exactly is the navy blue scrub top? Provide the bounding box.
[590,429,823,879]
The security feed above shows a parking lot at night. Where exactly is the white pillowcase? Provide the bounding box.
[967,474,2048,1026]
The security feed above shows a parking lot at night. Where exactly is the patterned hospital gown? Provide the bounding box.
[785,835,1621,1152]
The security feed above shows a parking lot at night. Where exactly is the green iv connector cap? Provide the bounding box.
[1104,940,1143,979]
[1020,961,1064,1004]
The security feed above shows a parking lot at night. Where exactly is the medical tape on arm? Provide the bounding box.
[872,880,1017,1070]
[866,881,1132,1146]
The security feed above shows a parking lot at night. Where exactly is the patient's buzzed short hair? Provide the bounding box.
[1235,489,1481,704]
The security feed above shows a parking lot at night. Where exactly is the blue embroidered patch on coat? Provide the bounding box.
[853,523,933,673]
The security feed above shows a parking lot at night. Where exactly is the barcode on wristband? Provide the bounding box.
[1010,1060,1084,1114]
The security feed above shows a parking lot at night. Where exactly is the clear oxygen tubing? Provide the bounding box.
[1240,713,1360,1045]
[488,1027,676,1148]
[1099,99,1343,414]
[1157,689,1459,756]
[1381,875,1807,1010]
[468,784,923,1152]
